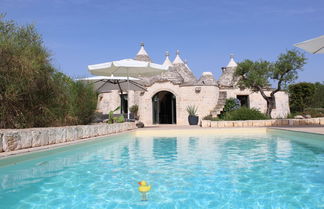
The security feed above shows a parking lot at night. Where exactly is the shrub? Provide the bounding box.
[107,106,120,124]
[288,82,315,112]
[116,115,125,123]
[289,108,324,118]
[223,98,241,113]
[312,82,324,108]
[223,107,268,120]
[186,105,198,116]
[129,105,138,115]
[202,115,221,121]
[203,115,213,120]
[69,81,97,125]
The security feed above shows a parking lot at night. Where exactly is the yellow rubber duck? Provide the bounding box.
[138,180,151,201]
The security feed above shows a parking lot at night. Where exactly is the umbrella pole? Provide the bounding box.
[117,81,123,95]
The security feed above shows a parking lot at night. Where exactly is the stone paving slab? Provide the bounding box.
[270,127,324,135]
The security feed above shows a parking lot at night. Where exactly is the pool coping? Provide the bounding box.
[269,126,324,136]
[0,129,137,159]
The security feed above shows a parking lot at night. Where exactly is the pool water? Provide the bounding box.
[0,129,324,208]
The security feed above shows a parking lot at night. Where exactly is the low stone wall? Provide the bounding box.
[0,122,136,153]
[201,117,324,128]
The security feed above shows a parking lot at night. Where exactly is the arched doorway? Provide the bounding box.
[152,91,176,124]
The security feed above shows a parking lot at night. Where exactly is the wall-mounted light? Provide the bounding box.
[195,87,201,93]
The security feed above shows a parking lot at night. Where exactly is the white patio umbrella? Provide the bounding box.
[78,75,147,120]
[77,75,146,94]
[294,35,324,54]
[88,58,168,119]
[88,59,168,77]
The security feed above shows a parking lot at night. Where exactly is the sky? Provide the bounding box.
[1,0,323,83]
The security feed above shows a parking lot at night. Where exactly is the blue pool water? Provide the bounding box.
[0,129,324,208]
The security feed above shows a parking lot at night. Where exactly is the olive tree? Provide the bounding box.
[235,50,306,117]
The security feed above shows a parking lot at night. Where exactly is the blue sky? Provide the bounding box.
[1,0,323,83]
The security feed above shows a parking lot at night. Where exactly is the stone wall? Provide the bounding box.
[223,88,290,118]
[201,117,324,128]
[0,122,136,153]
[138,81,219,125]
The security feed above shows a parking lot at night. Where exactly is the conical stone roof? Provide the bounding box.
[218,55,239,88]
[197,72,218,85]
[162,51,173,68]
[226,54,237,68]
[134,43,152,62]
[172,50,196,84]
[141,67,184,86]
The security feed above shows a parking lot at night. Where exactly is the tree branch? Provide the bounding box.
[255,85,269,101]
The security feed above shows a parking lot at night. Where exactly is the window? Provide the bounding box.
[237,95,249,108]
[120,94,128,114]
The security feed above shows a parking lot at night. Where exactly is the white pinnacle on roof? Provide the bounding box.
[202,72,213,76]
[163,51,173,68]
[173,50,184,64]
[227,54,237,68]
[135,42,152,62]
[136,42,149,56]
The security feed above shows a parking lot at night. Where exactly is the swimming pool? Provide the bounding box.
[0,128,324,208]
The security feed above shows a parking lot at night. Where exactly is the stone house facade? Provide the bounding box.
[95,44,290,126]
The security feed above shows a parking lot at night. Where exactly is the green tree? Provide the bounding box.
[0,14,59,128]
[0,15,97,128]
[70,81,98,125]
[288,82,315,112]
[312,82,324,108]
[235,49,306,117]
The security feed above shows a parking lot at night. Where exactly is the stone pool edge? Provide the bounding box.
[0,122,136,157]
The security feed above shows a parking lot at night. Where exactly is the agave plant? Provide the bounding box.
[186,105,198,116]
[107,106,121,124]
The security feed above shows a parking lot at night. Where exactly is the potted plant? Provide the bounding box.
[186,105,199,125]
[129,104,139,120]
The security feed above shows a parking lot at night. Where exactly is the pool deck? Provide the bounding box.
[144,125,324,135]
[270,126,324,135]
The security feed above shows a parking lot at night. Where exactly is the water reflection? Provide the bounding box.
[153,137,177,161]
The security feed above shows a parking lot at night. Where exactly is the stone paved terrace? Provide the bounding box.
[271,127,324,135]
[142,124,324,135]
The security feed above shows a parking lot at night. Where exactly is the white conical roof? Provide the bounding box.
[227,54,237,68]
[184,59,192,71]
[136,42,149,56]
[173,50,184,64]
[163,51,173,68]
[134,42,152,62]
[202,72,213,76]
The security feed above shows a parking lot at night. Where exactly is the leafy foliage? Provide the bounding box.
[223,98,241,113]
[287,108,324,118]
[235,49,306,117]
[186,105,198,116]
[107,106,120,124]
[129,104,138,114]
[312,82,324,108]
[116,115,125,123]
[288,82,315,112]
[223,107,269,121]
[235,60,271,92]
[0,15,97,128]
